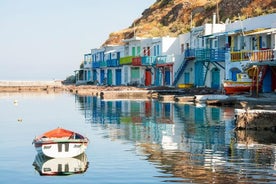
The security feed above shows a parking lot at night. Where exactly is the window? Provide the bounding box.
[181,44,184,53]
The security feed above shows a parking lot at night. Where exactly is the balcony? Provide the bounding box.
[195,49,226,62]
[92,61,100,68]
[231,49,274,62]
[156,55,174,66]
[107,59,120,67]
[185,49,195,59]
[132,57,142,66]
[120,56,134,65]
[100,60,107,68]
[83,60,92,68]
[141,56,156,66]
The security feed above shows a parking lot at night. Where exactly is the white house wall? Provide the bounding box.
[226,13,276,33]
[204,24,225,35]
[141,38,154,56]
[161,37,178,55]
[122,65,130,85]
[183,61,194,84]
[178,32,191,52]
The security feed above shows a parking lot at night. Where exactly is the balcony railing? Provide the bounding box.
[120,56,134,65]
[141,56,156,66]
[195,49,226,61]
[92,61,100,68]
[156,55,174,66]
[132,57,142,66]
[185,49,195,59]
[231,49,274,62]
[107,59,120,67]
[100,60,107,68]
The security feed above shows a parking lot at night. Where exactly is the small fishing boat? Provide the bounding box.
[223,73,252,94]
[33,153,88,176]
[223,80,252,94]
[33,127,89,158]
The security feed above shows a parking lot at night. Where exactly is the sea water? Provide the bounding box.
[0,93,275,184]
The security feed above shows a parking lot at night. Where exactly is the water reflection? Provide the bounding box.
[76,95,276,183]
[33,153,88,176]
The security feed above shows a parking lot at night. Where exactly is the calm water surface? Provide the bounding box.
[0,92,275,184]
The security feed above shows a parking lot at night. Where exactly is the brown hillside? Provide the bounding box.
[103,0,276,46]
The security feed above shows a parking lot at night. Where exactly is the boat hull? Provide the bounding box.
[33,127,89,158]
[34,141,88,158]
[223,81,252,94]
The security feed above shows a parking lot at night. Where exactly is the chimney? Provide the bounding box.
[212,12,216,33]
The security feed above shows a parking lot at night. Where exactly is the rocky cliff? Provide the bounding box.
[103,0,275,46]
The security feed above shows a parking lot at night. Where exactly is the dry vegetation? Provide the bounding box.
[103,0,275,46]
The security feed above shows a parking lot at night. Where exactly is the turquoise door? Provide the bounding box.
[195,62,204,86]
[155,68,161,86]
[107,69,112,86]
[211,68,220,89]
[100,70,105,84]
[87,71,91,81]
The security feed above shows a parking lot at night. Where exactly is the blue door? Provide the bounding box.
[211,68,220,89]
[230,68,241,81]
[164,68,170,85]
[263,68,272,92]
[115,69,122,85]
[184,72,190,84]
[100,70,105,84]
[93,69,97,82]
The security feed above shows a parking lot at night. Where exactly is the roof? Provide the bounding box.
[244,28,276,36]
[202,29,242,38]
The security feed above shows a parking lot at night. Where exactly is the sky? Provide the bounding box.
[0,0,156,80]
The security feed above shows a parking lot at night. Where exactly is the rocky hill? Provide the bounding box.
[103,0,275,46]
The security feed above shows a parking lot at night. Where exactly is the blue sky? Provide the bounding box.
[0,0,156,80]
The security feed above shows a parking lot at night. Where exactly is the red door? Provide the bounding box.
[145,70,152,86]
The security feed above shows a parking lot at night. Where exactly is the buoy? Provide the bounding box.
[14,100,18,106]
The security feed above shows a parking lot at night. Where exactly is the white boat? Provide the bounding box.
[33,153,88,176]
[33,127,89,158]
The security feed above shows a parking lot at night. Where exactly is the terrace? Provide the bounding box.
[231,49,274,62]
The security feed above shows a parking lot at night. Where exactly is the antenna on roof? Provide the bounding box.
[225,18,229,24]
[238,14,245,36]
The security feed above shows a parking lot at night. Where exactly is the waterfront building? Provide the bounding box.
[75,53,92,85]
[120,36,178,86]
[174,13,226,89]
[75,13,276,91]
[225,13,276,93]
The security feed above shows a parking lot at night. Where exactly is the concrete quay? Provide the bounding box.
[0,80,63,92]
